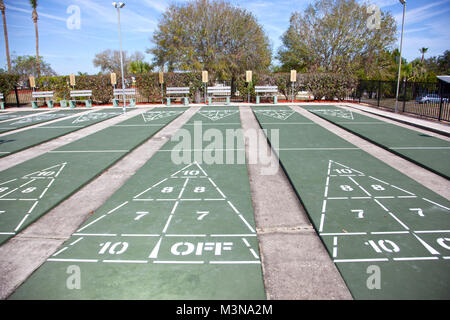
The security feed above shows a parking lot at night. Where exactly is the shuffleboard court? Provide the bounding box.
[0,111,47,122]
[0,108,187,246]
[252,105,450,299]
[10,107,266,300]
[303,105,450,179]
[0,110,87,134]
[0,109,127,157]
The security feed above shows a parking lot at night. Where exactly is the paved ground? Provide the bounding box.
[0,103,449,300]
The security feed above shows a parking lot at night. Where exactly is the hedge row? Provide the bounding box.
[0,74,20,100]
[14,72,358,104]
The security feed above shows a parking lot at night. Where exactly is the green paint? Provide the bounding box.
[0,110,86,134]
[0,108,187,246]
[303,105,450,179]
[0,109,126,157]
[10,107,266,300]
[253,105,450,299]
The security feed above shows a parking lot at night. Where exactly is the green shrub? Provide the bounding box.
[0,74,20,101]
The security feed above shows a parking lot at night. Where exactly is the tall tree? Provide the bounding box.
[277,0,396,77]
[149,0,271,82]
[129,60,153,74]
[11,55,56,83]
[419,47,428,63]
[93,49,145,74]
[29,0,40,77]
[0,0,11,73]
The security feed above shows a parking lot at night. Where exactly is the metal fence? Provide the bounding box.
[349,79,450,122]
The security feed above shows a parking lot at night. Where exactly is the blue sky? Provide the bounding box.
[1,0,449,75]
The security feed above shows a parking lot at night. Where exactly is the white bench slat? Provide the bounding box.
[70,90,92,97]
[208,86,231,96]
[114,88,136,95]
[32,91,54,98]
[167,87,190,95]
[255,86,278,93]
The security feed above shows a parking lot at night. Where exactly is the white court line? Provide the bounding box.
[52,247,68,257]
[374,199,389,212]
[47,258,98,263]
[391,185,415,196]
[321,232,367,236]
[49,150,129,153]
[393,257,439,261]
[422,198,450,211]
[165,234,206,237]
[387,212,410,230]
[250,248,259,259]
[0,178,17,186]
[371,231,409,235]
[103,260,148,264]
[242,238,251,247]
[106,201,129,214]
[321,200,327,213]
[76,214,107,232]
[414,230,450,233]
[334,258,389,263]
[391,147,450,150]
[227,201,239,214]
[211,234,257,237]
[0,232,15,235]
[133,178,168,199]
[121,234,160,237]
[238,215,255,233]
[73,233,117,236]
[319,214,325,232]
[162,215,173,233]
[210,261,261,264]
[368,176,389,185]
[412,233,440,255]
[27,201,39,214]
[154,261,204,264]
[14,214,30,231]
[69,237,84,246]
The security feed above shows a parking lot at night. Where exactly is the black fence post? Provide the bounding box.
[438,80,443,121]
[377,80,381,107]
[402,80,407,112]
[14,86,20,108]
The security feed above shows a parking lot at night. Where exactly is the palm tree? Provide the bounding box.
[0,0,11,73]
[419,47,428,63]
[30,0,39,77]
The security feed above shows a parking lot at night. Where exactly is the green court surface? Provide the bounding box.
[10,107,266,300]
[0,108,187,246]
[303,105,450,179]
[253,106,450,299]
[0,110,48,122]
[0,109,126,157]
[0,110,87,134]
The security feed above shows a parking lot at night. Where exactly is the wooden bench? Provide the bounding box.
[166,87,190,106]
[255,86,278,104]
[113,88,136,107]
[0,93,4,109]
[32,91,54,109]
[207,86,231,105]
[69,90,93,108]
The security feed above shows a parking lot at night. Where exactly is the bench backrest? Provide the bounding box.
[70,90,92,97]
[255,86,278,94]
[207,86,231,96]
[167,87,190,95]
[0,93,3,99]
[32,91,54,99]
[113,88,136,96]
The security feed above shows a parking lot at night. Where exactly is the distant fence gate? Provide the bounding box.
[349,79,450,122]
